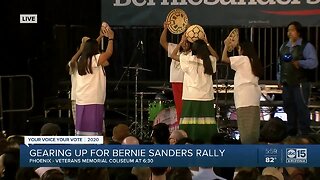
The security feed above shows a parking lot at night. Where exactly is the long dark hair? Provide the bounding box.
[239,41,263,78]
[287,21,303,37]
[191,39,213,75]
[77,39,99,76]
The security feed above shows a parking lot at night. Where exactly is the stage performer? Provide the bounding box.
[277,21,318,136]
[222,40,263,144]
[68,25,109,131]
[160,21,191,126]
[68,36,89,127]
[74,26,114,135]
[171,37,217,143]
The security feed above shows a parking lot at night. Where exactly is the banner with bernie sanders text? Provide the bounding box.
[102,0,320,27]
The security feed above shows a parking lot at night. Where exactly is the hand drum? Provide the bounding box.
[227,28,239,52]
[166,8,189,35]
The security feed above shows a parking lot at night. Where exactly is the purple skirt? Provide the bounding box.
[76,104,105,133]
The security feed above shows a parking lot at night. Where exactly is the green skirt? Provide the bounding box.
[179,100,217,143]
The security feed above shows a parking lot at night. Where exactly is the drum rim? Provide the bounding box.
[166,8,189,35]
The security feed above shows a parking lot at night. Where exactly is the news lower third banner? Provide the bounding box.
[20,144,320,167]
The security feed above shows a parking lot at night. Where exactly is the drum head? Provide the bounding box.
[166,8,189,34]
[227,28,239,52]
[153,107,178,132]
[185,24,206,43]
[148,100,174,121]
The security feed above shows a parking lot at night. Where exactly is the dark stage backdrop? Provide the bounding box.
[2,0,319,135]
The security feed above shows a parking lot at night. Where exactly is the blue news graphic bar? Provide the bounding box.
[20,145,320,167]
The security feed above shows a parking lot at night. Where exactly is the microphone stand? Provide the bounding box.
[114,41,141,122]
[224,65,229,106]
[215,65,221,131]
[215,63,229,131]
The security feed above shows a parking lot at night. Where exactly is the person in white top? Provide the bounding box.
[73,26,114,136]
[69,26,109,134]
[222,39,263,144]
[160,21,191,126]
[171,37,218,143]
[68,36,90,127]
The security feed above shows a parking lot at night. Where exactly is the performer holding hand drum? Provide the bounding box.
[171,31,218,143]
[160,8,190,127]
[222,29,263,144]
[75,25,114,136]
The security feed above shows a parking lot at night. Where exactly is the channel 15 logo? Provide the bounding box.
[286,148,307,163]
[20,14,37,23]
